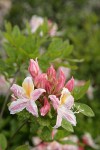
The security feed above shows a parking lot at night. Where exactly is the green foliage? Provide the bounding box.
[61,119,74,132]
[38,126,52,141]
[0,22,75,78]
[54,130,70,140]
[0,134,7,150]
[75,102,95,117]
[15,145,29,150]
[72,81,90,100]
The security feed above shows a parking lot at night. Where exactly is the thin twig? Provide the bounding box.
[0,69,20,119]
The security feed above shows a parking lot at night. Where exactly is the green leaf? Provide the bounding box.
[75,102,95,117]
[38,126,52,141]
[37,117,50,127]
[61,119,74,132]
[54,130,70,140]
[5,22,12,33]
[72,81,90,100]
[15,145,29,150]
[12,25,21,37]
[0,134,7,150]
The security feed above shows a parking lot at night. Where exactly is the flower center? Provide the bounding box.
[60,93,70,105]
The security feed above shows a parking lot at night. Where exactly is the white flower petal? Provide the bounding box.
[22,77,34,97]
[54,113,62,128]
[26,100,38,117]
[30,88,45,101]
[60,88,74,109]
[10,84,25,99]
[9,99,27,114]
[49,95,60,110]
[60,106,76,126]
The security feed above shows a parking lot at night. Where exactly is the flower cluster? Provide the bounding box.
[9,59,76,128]
[30,15,58,37]
[31,133,99,150]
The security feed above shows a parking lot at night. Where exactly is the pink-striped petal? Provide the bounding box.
[49,95,60,110]
[8,99,27,114]
[10,84,25,99]
[40,97,50,116]
[60,88,74,109]
[65,77,74,92]
[53,114,62,128]
[64,95,74,109]
[26,100,38,117]
[30,88,45,101]
[59,106,76,126]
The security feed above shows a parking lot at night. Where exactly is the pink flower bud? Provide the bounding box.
[45,81,52,94]
[65,77,74,92]
[56,69,66,92]
[40,97,50,116]
[47,65,56,80]
[28,58,40,78]
[34,73,47,89]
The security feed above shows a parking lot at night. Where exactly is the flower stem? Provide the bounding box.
[0,69,20,119]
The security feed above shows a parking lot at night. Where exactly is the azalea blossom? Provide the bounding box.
[49,87,76,128]
[30,15,58,37]
[29,59,75,117]
[30,15,44,33]
[82,133,99,149]
[9,77,45,117]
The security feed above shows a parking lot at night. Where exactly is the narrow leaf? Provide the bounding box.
[61,119,74,132]
[0,134,7,150]
[75,102,95,117]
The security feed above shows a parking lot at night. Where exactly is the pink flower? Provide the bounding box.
[47,141,62,150]
[30,15,44,33]
[40,97,50,116]
[65,77,75,92]
[82,133,99,149]
[49,88,76,128]
[9,77,45,116]
[48,20,58,37]
[28,59,40,79]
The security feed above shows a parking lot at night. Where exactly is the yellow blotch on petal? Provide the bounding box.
[60,93,70,105]
[22,77,34,98]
